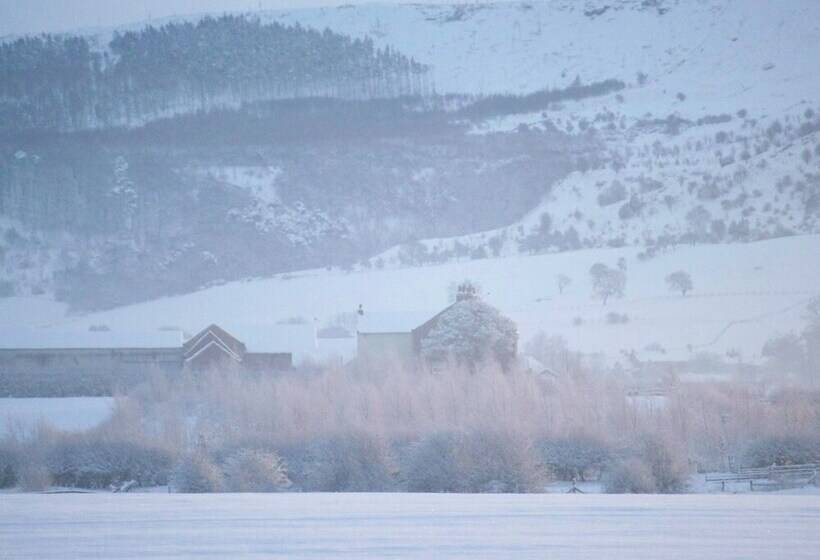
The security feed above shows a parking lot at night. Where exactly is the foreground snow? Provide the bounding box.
[1,493,818,559]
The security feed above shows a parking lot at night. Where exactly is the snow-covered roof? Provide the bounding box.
[356,311,437,334]
[0,327,183,350]
[195,323,317,356]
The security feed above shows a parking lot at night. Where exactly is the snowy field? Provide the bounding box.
[1,493,819,559]
[3,235,817,364]
[0,397,114,435]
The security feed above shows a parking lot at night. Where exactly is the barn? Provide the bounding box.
[0,323,296,397]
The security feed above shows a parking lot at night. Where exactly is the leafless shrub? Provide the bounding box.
[456,430,544,493]
[403,433,462,492]
[7,353,820,493]
[222,448,291,492]
[170,452,224,493]
[605,458,656,493]
[539,436,611,481]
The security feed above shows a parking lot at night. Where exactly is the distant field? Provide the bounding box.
[1,493,819,559]
[1,235,818,364]
[0,397,113,435]
[38,234,820,363]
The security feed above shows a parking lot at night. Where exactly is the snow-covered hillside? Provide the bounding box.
[1,0,818,323]
[376,98,820,265]
[4,234,818,366]
[69,1,819,116]
[299,1,819,265]
[258,1,820,111]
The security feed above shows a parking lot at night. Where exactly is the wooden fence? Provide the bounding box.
[706,463,819,491]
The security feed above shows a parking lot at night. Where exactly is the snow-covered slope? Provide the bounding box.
[376,100,820,265]
[5,234,818,365]
[258,1,820,112]
[303,1,819,265]
[64,1,819,114]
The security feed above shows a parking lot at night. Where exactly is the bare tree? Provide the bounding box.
[665,270,693,296]
[589,263,626,305]
[556,274,572,294]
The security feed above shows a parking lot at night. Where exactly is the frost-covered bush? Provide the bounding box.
[665,270,693,296]
[456,431,543,493]
[404,433,461,493]
[640,436,688,493]
[170,452,224,493]
[222,448,290,492]
[539,437,611,481]
[606,312,629,325]
[605,435,688,493]
[300,434,393,492]
[605,458,656,493]
[45,439,173,489]
[0,444,18,488]
[742,436,820,467]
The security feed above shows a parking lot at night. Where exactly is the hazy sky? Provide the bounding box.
[0,0,435,36]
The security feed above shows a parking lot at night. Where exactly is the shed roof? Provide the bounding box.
[0,327,183,350]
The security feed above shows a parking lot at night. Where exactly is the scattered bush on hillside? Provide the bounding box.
[665,270,693,296]
[556,274,572,294]
[589,263,626,305]
[606,312,629,325]
[597,181,627,207]
[618,194,644,219]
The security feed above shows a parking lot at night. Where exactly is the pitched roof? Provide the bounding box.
[183,324,246,359]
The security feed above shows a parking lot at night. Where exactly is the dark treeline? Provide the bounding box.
[0,15,431,131]
[457,78,626,120]
[101,96,463,146]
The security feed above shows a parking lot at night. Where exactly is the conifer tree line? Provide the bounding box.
[0,16,431,131]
